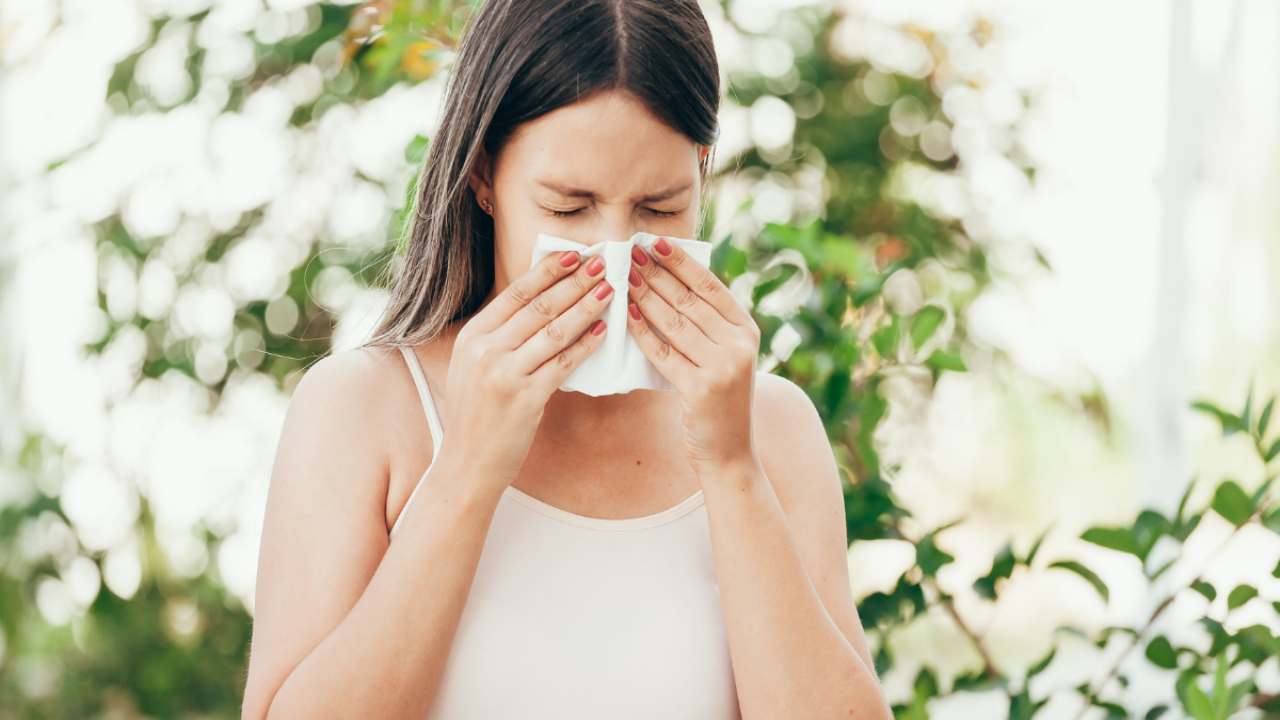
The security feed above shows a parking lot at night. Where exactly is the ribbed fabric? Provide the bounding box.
[390,345,741,718]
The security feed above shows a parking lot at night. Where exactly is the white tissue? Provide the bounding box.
[529,231,714,396]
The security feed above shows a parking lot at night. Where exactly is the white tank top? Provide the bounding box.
[389,345,741,719]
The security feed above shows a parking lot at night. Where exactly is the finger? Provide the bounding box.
[641,237,754,327]
[511,272,614,374]
[468,250,583,336]
[530,316,609,392]
[629,244,735,343]
[627,267,717,367]
[495,252,607,349]
[625,300,697,388]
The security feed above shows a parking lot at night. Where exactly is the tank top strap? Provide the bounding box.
[398,345,445,448]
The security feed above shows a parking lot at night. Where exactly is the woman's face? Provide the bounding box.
[472,88,706,289]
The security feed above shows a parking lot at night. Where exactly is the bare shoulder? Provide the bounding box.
[750,371,841,508]
[244,346,411,718]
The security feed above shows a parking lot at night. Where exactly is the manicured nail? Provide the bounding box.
[586,256,604,276]
[628,268,642,287]
[595,280,613,300]
[591,319,606,335]
[654,237,672,256]
[628,302,642,320]
[560,251,580,267]
[630,244,649,266]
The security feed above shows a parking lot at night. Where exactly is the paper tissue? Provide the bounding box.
[528,231,714,396]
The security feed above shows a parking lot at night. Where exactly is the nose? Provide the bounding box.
[582,206,642,245]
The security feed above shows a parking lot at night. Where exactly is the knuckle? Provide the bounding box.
[663,312,687,335]
[674,285,698,310]
[541,260,562,284]
[530,292,555,319]
[697,273,720,296]
[555,348,575,370]
[508,282,534,307]
[543,320,565,344]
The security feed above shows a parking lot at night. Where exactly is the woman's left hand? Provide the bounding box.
[625,236,762,474]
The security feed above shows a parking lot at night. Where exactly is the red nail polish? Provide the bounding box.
[586,256,604,276]
[628,268,641,287]
[595,280,613,300]
[591,320,606,335]
[654,237,672,256]
[630,244,649,266]
[560,251,579,267]
[628,302,642,320]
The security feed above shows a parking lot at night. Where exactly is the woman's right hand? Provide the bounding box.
[438,249,612,491]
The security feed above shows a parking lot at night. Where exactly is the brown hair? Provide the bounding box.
[361,0,721,349]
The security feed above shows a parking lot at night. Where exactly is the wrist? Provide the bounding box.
[692,451,767,491]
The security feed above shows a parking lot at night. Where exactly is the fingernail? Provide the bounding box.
[586,256,604,276]
[591,319,606,335]
[628,268,641,287]
[628,302,642,320]
[595,280,612,300]
[560,251,579,267]
[654,237,672,256]
[630,244,649,266]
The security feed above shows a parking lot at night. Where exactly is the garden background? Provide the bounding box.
[2,0,1279,718]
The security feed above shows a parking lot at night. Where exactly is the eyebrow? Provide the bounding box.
[535,179,692,203]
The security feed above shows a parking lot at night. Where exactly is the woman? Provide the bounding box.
[241,0,891,718]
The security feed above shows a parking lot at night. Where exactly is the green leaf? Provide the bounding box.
[916,528,956,577]
[973,543,1016,600]
[1027,646,1056,679]
[1226,584,1257,610]
[1264,438,1280,463]
[1210,480,1252,526]
[1191,580,1216,602]
[1145,635,1177,669]
[1191,401,1247,436]
[1049,560,1109,603]
[1025,524,1052,566]
[1081,525,1137,556]
[1183,681,1214,720]
[1132,510,1170,561]
[1258,397,1274,437]
[710,240,748,280]
[1264,508,1280,534]
[871,318,899,358]
[1212,652,1228,719]
[1144,705,1169,720]
[404,133,429,164]
[910,305,944,350]
[925,349,966,372]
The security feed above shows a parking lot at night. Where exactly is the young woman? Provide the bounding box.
[241,1,891,718]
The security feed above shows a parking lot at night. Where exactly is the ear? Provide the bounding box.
[467,147,494,204]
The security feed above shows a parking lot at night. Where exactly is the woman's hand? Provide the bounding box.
[442,250,613,491]
[624,237,763,475]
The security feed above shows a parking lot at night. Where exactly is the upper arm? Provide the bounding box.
[754,371,878,676]
[241,349,393,719]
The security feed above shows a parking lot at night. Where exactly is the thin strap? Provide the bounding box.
[391,345,446,538]
[398,345,445,449]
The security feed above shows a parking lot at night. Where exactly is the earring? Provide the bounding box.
[479,198,494,215]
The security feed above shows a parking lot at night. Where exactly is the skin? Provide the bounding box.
[241,88,891,719]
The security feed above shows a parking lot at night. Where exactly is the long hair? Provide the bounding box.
[361,0,721,348]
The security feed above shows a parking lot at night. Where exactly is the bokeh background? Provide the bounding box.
[2,0,1279,718]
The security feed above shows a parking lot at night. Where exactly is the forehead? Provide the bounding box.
[496,89,698,192]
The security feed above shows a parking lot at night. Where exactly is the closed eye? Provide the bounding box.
[545,207,683,218]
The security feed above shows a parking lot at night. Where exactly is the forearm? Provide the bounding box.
[264,453,503,719]
[700,458,889,719]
